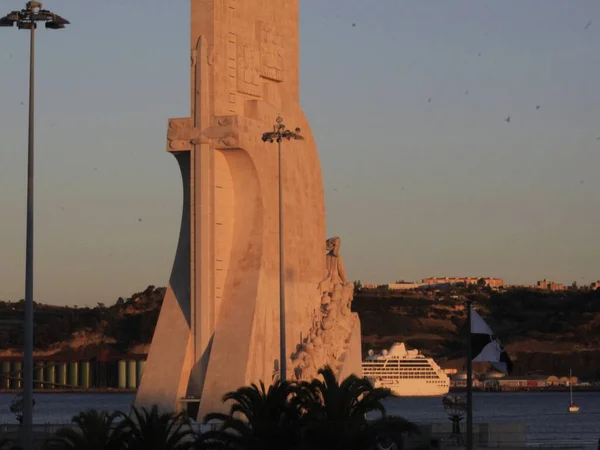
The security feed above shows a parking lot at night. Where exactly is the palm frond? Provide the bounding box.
[0,439,21,450]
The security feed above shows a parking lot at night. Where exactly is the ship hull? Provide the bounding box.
[372,379,449,397]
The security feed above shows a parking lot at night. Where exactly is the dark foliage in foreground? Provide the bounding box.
[39,366,418,450]
[0,439,22,450]
[43,409,124,450]
[201,365,420,450]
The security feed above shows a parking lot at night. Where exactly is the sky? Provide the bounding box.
[1,0,599,306]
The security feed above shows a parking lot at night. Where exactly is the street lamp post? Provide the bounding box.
[262,116,304,382]
[1,2,69,448]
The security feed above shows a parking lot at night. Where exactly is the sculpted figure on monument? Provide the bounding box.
[319,237,347,297]
[319,236,353,322]
[291,236,357,381]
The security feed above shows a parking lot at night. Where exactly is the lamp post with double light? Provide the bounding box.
[262,116,304,382]
[1,2,69,447]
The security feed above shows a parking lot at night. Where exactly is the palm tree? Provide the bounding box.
[0,439,22,450]
[42,409,123,450]
[293,365,399,450]
[201,378,302,450]
[116,406,193,450]
[361,416,421,450]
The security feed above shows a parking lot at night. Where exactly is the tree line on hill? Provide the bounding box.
[354,284,600,377]
[2,283,600,377]
[0,286,164,353]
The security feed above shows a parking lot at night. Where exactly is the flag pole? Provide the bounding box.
[466,299,473,450]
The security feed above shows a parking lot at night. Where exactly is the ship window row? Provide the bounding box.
[364,371,438,375]
[366,375,441,380]
[364,368,438,372]
[371,375,441,379]
[364,373,439,377]
[364,372,441,379]
[364,365,433,369]
[364,363,434,368]
[364,364,434,367]
[365,360,431,364]
[366,359,429,363]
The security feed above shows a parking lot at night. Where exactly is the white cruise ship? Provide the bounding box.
[363,342,450,396]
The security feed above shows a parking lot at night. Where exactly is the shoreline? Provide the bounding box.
[450,386,600,393]
[0,388,137,394]
[0,387,596,394]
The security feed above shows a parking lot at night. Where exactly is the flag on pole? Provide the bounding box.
[470,306,513,374]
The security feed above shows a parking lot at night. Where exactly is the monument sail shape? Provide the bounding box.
[135,0,362,418]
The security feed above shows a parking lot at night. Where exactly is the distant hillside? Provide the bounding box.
[3,284,600,377]
[0,286,163,358]
[354,285,600,378]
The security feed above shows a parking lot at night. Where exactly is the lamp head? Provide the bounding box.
[46,13,69,29]
[0,16,15,27]
[0,11,19,27]
[45,21,64,29]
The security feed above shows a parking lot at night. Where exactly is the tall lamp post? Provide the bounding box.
[262,116,304,382]
[0,2,69,448]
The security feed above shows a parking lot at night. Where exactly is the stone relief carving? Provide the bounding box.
[258,20,284,82]
[235,21,285,98]
[236,37,261,97]
[290,236,357,382]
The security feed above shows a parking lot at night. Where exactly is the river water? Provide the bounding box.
[383,392,600,446]
[0,392,598,446]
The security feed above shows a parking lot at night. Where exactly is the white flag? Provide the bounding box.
[471,306,513,374]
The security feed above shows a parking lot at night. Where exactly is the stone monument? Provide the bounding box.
[135,0,362,418]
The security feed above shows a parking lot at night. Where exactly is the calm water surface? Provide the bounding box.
[0,392,598,444]
[383,391,600,445]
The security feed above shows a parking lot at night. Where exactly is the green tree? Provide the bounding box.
[116,406,193,450]
[477,278,487,287]
[43,410,123,450]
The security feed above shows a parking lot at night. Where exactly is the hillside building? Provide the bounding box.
[536,279,566,291]
[422,277,504,288]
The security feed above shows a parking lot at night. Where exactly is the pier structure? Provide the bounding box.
[0,355,146,390]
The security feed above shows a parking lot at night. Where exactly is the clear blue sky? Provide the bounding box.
[1,0,599,306]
